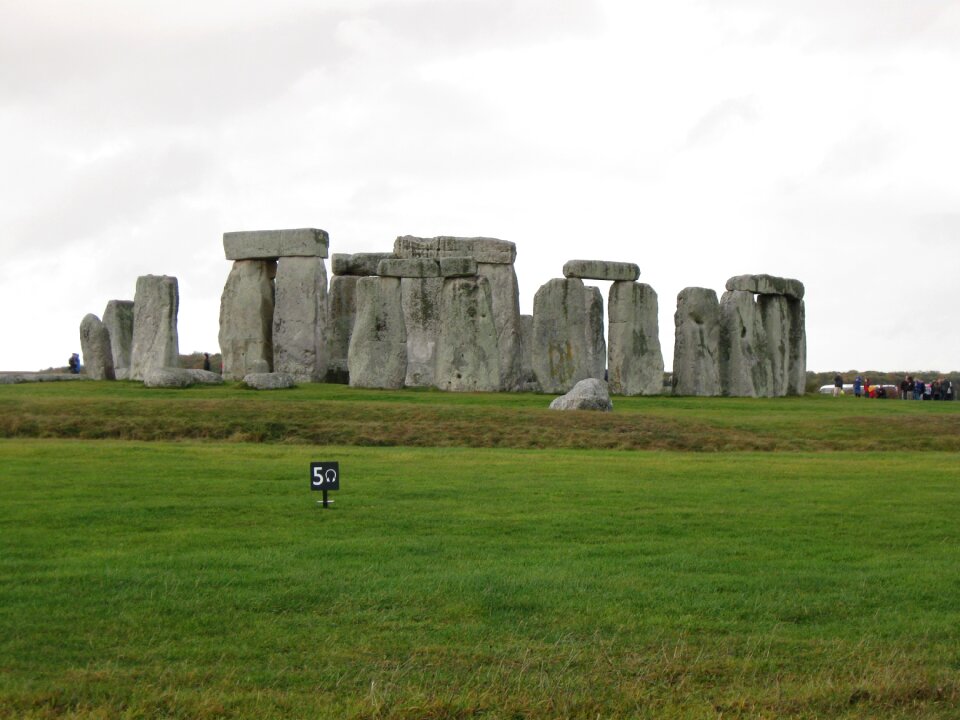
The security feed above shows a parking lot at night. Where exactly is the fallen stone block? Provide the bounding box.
[563,259,640,282]
[186,369,224,385]
[243,372,295,390]
[549,378,613,411]
[223,228,329,260]
[143,367,194,388]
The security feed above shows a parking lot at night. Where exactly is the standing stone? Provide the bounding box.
[758,294,791,397]
[719,290,773,397]
[608,282,664,396]
[325,275,359,383]
[787,298,807,396]
[102,300,134,370]
[273,256,328,382]
[477,262,523,391]
[519,314,537,390]
[435,276,500,392]
[672,288,720,396]
[79,314,115,380]
[348,276,407,389]
[532,278,606,394]
[218,260,275,380]
[401,277,443,387]
[130,275,179,381]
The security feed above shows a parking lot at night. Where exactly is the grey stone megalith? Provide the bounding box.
[719,289,773,397]
[435,276,500,392]
[219,260,276,380]
[393,236,523,391]
[757,294,791,397]
[607,281,663,396]
[273,256,329,382]
[130,275,179,381]
[786,298,807,395]
[348,276,407,389]
[672,287,720,396]
[532,278,606,394]
[562,259,640,282]
[79,313,116,380]
[102,300,134,371]
[519,314,537,390]
[326,275,359,384]
[377,257,442,387]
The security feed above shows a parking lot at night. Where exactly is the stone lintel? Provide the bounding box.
[331,252,395,276]
[725,274,805,300]
[224,228,329,260]
[394,236,516,264]
[377,257,441,278]
[563,259,640,282]
[439,257,478,277]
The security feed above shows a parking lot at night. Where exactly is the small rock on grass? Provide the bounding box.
[549,378,613,411]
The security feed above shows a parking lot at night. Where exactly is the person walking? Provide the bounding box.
[854,375,863,398]
[203,353,211,371]
[899,376,911,400]
[833,373,843,397]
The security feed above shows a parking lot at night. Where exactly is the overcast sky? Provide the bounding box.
[2,0,958,373]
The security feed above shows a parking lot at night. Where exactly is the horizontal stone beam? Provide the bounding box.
[439,257,477,277]
[394,236,516,264]
[223,228,329,260]
[563,259,640,282]
[331,252,394,276]
[377,258,440,278]
[725,274,805,300]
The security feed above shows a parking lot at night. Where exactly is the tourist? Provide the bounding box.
[899,376,911,400]
[915,378,924,400]
[833,373,843,397]
[68,353,80,374]
[203,352,211,371]
[854,375,863,398]
[944,379,955,401]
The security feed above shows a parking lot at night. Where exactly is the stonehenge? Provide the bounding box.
[672,288,721,396]
[130,275,179,381]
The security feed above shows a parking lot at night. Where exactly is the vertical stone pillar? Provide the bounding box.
[476,262,523,391]
[519,314,536,390]
[435,276,500,392]
[607,281,664,396]
[401,276,443,387]
[130,275,179,381]
[719,290,772,397]
[326,275,359,384]
[79,314,115,380]
[531,278,606,394]
[102,300,134,372]
[348,276,407,389]
[787,298,806,396]
[758,294,790,397]
[273,256,328,382]
[218,260,275,380]
[672,287,720,396]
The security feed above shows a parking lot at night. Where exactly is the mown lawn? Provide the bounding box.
[2,437,959,718]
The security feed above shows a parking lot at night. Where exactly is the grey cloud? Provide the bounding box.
[686,96,758,146]
[817,128,893,179]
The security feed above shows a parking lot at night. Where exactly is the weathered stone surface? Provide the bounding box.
[223,228,329,260]
[273,256,328,382]
[331,252,394,276]
[143,367,193,388]
[401,277,443,387]
[435,276,500,392]
[219,260,275,380]
[79,314,116,380]
[477,262,523,391]
[348,276,407,389]
[130,275,179,381]
[725,274,804,300]
[325,275,358,384]
[607,282,663,396]
[185,369,224,385]
[377,258,440,278]
[563,260,640,282]
[519,314,537,390]
[549,378,613,411]
[719,290,773,397]
[393,236,516,264]
[758,294,790,397]
[672,287,721,396]
[115,368,130,381]
[102,300,134,370]
[243,372,295,389]
[439,257,478,277]
[532,278,606,394]
[787,298,807,396]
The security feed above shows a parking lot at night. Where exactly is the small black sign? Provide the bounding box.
[310,461,340,491]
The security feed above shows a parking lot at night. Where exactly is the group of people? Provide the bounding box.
[833,373,955,400]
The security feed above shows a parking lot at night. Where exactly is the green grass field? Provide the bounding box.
[1,384,959,718]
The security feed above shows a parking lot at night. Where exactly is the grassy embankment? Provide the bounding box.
[1,383,959,718]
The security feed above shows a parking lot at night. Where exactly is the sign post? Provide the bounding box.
[310,461,340,508]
